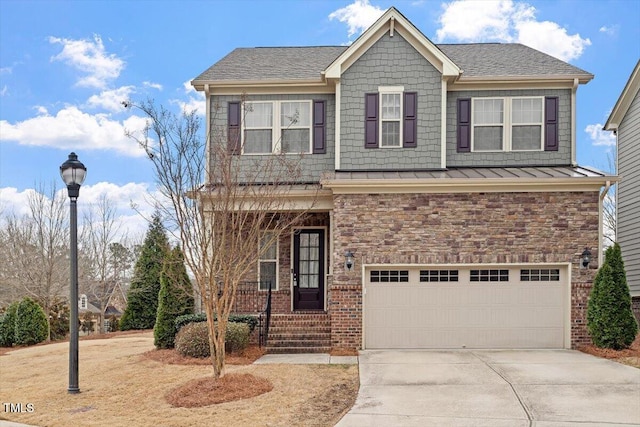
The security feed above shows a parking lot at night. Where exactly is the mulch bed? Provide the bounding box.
[165,373,273,407]
[578,333,640,368]
[142,345,265,366]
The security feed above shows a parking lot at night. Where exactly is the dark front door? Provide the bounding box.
[293,229,325,310]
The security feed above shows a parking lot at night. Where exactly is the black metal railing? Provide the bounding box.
[258,281,272,347]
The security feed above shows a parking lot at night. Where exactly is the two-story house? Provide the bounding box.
[192,7,614,352]
[605,60,640,323]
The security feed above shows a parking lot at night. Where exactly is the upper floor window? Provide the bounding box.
[365,87,417,149]
[472,97,543,152]
[244,101,311,154]
[457,96,558,153]
[227,100,326,155]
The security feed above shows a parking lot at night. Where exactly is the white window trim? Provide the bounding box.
[242,100,312,155]
[471,96,544,152]
[258,231,279,291]
[378,86,404,148]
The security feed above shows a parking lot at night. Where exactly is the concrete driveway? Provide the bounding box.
[336,349,640,426]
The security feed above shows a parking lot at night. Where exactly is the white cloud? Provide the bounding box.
[599,25,619,36]
[34,105,48,115]
[183,80,196,94]
[171,95,206,116]
[49,35,125,89]
[0,66,11,75]
[329,0,385,39]
[0,182,156,241]
[435,0,590,62]
[585,123,616,147]
[0,85,6,97]
[143,81,163,91]
[0,106,148,157]
[86,86,136,112]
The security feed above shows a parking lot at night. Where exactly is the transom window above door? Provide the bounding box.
[243,101,312,154]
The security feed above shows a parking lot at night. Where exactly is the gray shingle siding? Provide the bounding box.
[617,87,640,296]
[340,32,442,170]
[210,93,335,182]
[446,89,572,166]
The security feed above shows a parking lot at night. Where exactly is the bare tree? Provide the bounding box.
[1,183,68,339]
[601,146,617,246]
[125,99,315,378]
[80,194,122,333]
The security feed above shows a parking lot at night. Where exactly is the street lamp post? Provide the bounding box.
[60,152,87,394]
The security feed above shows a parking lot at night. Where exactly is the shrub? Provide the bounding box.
[14,297,48,346]
[174,321,251,358]
[226,322,249,353]
[175,322,210,358]
[174,313,258,333]
[587,243,639,349]
[0,302,19,347]
[48,300,70,341]
[154,246,195,349]
[106,315,120,332]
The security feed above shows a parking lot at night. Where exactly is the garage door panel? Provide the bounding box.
[364,267,568,349]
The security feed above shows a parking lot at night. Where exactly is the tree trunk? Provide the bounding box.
[206,308,226,379]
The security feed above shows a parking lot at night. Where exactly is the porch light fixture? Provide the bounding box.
[581,247,592,269]
[60,152,87,394]
[345,250,354,271]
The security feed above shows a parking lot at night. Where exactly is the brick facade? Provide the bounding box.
[330,191,600,350]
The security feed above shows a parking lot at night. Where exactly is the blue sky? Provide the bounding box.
[1,0,638,237]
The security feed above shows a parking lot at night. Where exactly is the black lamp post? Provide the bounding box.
[60,152,86,394]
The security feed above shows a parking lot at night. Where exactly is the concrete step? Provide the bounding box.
[265,346,331,354]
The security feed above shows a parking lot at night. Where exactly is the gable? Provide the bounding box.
[605,60,640,131]
[324,7,459,80]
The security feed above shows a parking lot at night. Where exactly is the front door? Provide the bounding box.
[293,229,325,310]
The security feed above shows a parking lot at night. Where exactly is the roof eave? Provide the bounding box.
[192,78,328,92]
[455,74,594,84]
[604,60,640,131]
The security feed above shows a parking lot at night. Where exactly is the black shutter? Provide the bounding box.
[313,100,326,154]
[403,92,417,148]
[227,101,241,155]
[365,93,379,148]
[545,97,559,151]
[457,98,471,153]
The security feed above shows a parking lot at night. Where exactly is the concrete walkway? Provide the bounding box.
[336,349,640,426]
[254,353,358,364]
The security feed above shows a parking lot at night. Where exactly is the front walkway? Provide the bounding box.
[254,353,358,364]
[336,349,640,426]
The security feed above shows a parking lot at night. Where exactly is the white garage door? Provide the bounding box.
[364,266,568,349]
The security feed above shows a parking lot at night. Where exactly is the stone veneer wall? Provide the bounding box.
[329,191,600,350]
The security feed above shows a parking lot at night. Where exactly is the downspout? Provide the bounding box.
[571,78,578,167]
[599,180,612,267]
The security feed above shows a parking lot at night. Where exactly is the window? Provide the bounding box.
[79,295,87,309]
[243,101,311,154]
[420,270,459,282]
[365,88,417,149]
[470,269,509,282]
[463,97,546,152]
[259,232,278,290]
[520,268,560,281]
[380,92,402,147]
[473,98,504,151]
[370,270,409,282]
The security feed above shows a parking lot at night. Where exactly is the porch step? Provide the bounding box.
[265,313,331,354]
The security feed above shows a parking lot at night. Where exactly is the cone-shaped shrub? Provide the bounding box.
[120,214,169,330]
[154,246,195,348]
[14,297,49,345]
[587,243,638,349]
[0,302,19,347]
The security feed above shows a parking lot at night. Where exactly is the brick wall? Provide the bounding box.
[330,191,600,349]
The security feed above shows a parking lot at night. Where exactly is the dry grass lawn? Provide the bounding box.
[0,331,359,427]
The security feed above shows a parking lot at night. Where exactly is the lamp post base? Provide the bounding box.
[68,387,80,394]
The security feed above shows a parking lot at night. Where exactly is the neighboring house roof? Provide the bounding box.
[323,166,615,193]
[192,7,592,87]
[79,302,102,315]
[604,60,640,131]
